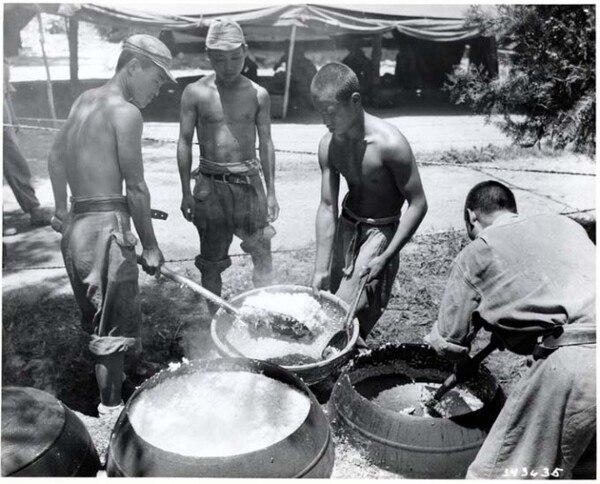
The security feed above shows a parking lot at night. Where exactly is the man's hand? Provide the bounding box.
[140,247,164,276]
[267,193,280,222]
[50,209,68,234]
[360,254,388,282]
[453,358,478,382]
[180,195,195,222]
[311,270,330,296]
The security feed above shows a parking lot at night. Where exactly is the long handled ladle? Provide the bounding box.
[423,336,501,418]
[321,275,368,359]
[137,257,312,341]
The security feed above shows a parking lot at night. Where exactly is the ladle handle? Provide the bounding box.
[433,336,500,401]
[344,275,368,333]
[137,256,241,317]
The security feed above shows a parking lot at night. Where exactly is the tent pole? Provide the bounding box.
[36,11,58,127]
[66,17,79,103]
[371,33,382,88]
[282,24,297,120]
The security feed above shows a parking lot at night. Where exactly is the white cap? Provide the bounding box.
[206,18,246,51]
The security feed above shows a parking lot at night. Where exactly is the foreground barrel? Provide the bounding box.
[1,387,100,477]
[329,344,505,478]
[107,358,335,477]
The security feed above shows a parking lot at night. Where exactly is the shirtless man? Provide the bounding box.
[311,63,428,341]
[177,19,279,305]
[48,35,172,417]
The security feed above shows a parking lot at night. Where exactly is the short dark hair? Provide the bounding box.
[310,62,360,103]
[115,51,154,73]
[465,180,517,215]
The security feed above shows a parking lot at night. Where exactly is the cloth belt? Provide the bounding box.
[532,323,596,360]
[339,195,400,276]
[71,196,128,214]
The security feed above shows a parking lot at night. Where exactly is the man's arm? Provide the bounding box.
[312,135,340,293]
[48,127,69,232]
[256,86,279,222]
[425,257,482,361]
[177,85,198,222]
[112,103,163,274]
[362,133,428,281]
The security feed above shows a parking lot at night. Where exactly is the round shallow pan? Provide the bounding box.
[210,285,359,385]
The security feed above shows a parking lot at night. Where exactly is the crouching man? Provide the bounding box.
[48,35,173,417]
[426,181,596,478]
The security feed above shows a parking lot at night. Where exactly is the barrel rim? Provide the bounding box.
[331,343,502,422]
[2,387,99,477]
[109,357,331,470]
[209,284,359,374]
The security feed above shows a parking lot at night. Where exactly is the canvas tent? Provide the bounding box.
[4,3,497,117]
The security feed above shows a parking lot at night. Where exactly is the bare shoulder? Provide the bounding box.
[108,96,143,129]
[317,132,333,163]
[253,81,270,104]
[182,75,214,103]
[369,114,413,165]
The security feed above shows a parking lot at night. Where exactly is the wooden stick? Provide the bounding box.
[282,24,297,120]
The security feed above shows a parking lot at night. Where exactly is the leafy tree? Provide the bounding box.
[446,5,595,156]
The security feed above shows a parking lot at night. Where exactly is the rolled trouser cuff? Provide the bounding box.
[194,255,232,274]
[89,335,141,356]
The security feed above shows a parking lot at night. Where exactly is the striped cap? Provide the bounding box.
[122,34,176,83]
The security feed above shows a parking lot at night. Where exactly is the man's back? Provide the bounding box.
[461,213,595,330]
[63,87,124,197]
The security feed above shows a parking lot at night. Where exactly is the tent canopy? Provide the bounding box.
[32,3,483,42]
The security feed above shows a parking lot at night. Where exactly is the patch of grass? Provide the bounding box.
[419,143,566,165]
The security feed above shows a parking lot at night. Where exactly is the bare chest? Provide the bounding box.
[199,89,257,129]
[328,139,387,185]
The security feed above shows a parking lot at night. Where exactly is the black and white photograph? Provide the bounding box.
[1,2,596,479]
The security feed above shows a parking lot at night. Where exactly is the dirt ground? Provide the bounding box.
[2,118,595,478]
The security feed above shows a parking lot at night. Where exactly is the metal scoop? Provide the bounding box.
[321,275,368,359]
[423,337,500,418]
[137,257,313,342]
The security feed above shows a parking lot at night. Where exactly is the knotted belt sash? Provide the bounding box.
[339,195,400,276]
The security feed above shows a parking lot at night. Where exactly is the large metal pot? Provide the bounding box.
[107,357,335,477]
[1,387,100,477]
[210,285,359,384]
[328,343,505,478]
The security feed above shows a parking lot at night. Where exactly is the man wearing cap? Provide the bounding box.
[48,34,174,418]
[177,18,279,306]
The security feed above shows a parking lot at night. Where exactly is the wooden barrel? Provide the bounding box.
[107,358,335,477]
[210,285,359,385]
[1,387,100,477]
[328,344,505,478]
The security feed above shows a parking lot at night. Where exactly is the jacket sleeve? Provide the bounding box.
[426,252,482,361]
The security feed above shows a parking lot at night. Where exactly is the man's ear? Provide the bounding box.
[351,92,362,106]
[126,58,142,75]
[466,208,478,226]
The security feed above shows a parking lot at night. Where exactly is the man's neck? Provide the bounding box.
[215,74,244,90]
[337,111,366,141]
[108,73,130,101]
